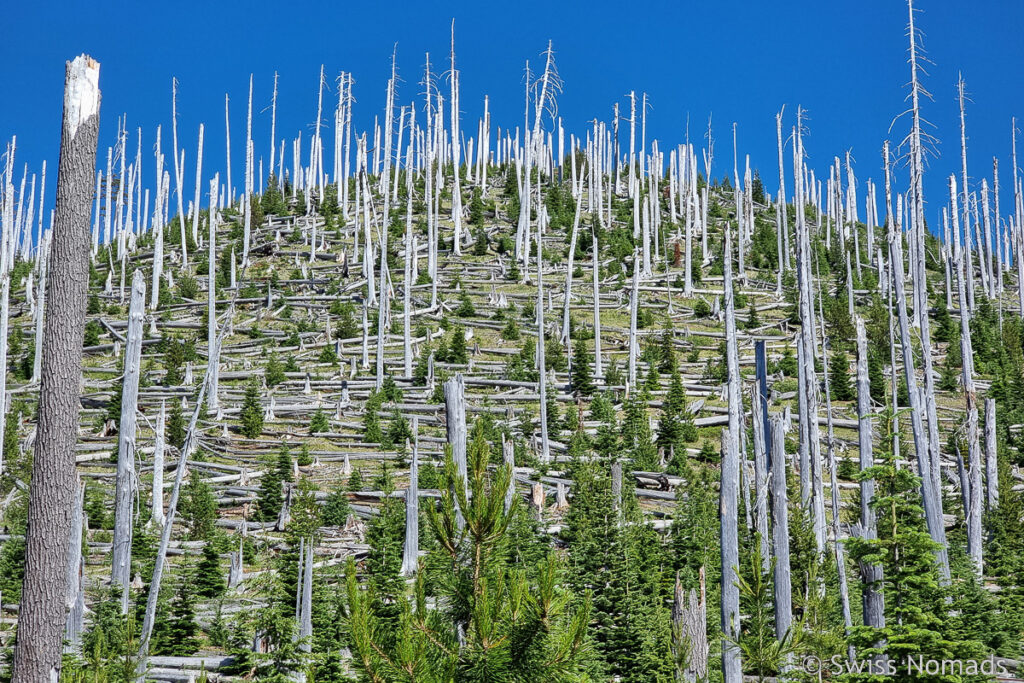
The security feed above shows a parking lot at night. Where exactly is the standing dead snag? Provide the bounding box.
[985,398,999,514]
[884,141,950,582]
[673,567,708,682]
[402,417,420,576]
[13,54,100,683]
[855,318,884,629]
[719,426,742,683]
[769,415,793,663]
[112,269,146,612]
[444,373,468,525]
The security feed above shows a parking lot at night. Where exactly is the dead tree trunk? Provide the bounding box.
[444,373,468,528]
[13,54,100,683]
[769,415,793,660]
[673,568,708,683]
[112,269,146,612]
[536,217,550,461]
[64,477,86,653]
[152,401,166,528]
[855,318,884,629]
[402,417,420,576]
[885,141,950,581]
[719,427,742,683]
[591,226,602,380]
[137,308,231,673]
[985,398,998,514]
[502,433,516,513]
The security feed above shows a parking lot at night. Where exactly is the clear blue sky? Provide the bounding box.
[2,0,1023,225]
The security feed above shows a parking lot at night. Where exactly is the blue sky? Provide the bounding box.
[2,0,1023,225]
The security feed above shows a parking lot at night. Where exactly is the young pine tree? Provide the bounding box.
[239,378,264,438]
[570,338,596,396]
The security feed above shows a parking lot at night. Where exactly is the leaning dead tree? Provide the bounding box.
[12,54,100,683]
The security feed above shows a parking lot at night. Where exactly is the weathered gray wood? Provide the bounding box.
[628,246,640,392]
[63,477,85,653]
[985,397,999,513]
[855,318,884,629]
[401,417,419,576]
[818,288,852,659]
[112,269,146,611]
[13,54,100,683]
[794,115,825,552]
[536,216,550,461]
[673,567,707,683]
[592,227,602,379]
[136,307,232,674]
[502,433,516,513]
[719,427,742,683]
[769,415,792,654]
[885,140,950,582]
[208,176,219,410]
[152,401,166,527]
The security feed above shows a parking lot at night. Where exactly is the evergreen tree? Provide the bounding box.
[570,338,596,396]
[182,472,218,541]
[310,407,329,433]
[194,543,226,599]
[657,370,687,455]
[257,456,285,522]
[347,422,591,681]
[167,403,187,449]
[276,445,294,483]
[265,353,286,387]
[829,351,855,401]
[621,393,658,471]
[239,378,264,438]
[868,349,887,404]
[322,484,352,526]
[449,324,469,364]
[846,412,987,679]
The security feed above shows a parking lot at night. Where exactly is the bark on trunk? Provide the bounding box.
[13,54,100,683]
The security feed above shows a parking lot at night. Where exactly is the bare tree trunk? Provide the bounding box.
[402,417,420,576]
[855,318,884,629]
[561,177,586,347]
[591,227,602,380]
[985,398,999,514]
[112,270,146,611]
[64,477,85,653]
[819,296,853,660]
[770,415,793,663]
[628,246,639,393]
[502,433,516,513]
[719,426,742,683]
[536,217,550,461]
[950,175,983,578]
[794,117,826,552]
[13,54,100,683]
[171,80,188,266]
[751,358,770,570]
[137,308,231,673]
[674,567,708,682]
[444,373,468,526]
[152,401,166,527]
[885,140,950,581]
[450,26,463,256]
